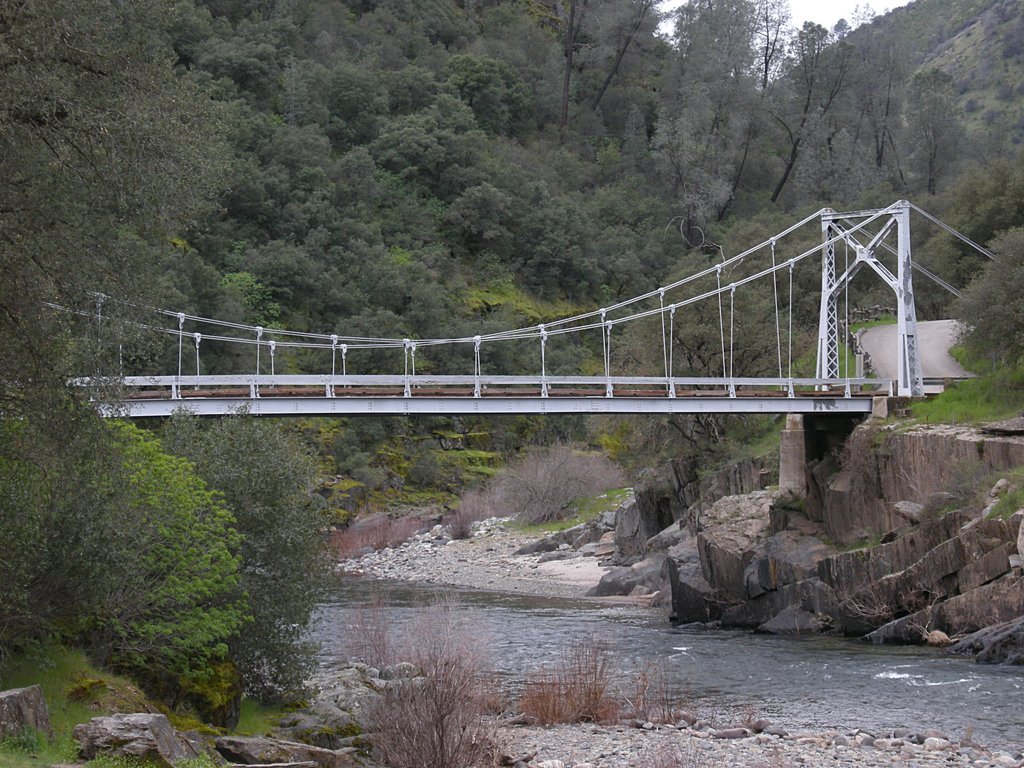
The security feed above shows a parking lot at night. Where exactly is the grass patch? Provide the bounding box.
[513,487,632,536]
[985,467,1024,521]
[838,534,884,553]
[233,698,285,736]
[0,645,283,768]
[912,361,1024,424]
[851,314,896,333]
[0,646,149,736]
[0,728,79,768]
[465,279,583,324]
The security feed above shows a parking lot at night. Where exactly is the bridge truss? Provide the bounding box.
[72,200,991,418]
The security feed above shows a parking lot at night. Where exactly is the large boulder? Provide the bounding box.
[758,605,830,635]
[744,530,832,599]
[586,557,666,597]
[695,492,774,602]
[615,496,670,562]
[666,543,721,623]
[822,425,1024,546]
[74,714,204,767]
[949,617,1024,664]
[215,735,356,768]
[867,573,1024,644]
[618,458,770,563]
[0,685,52,740]
[817,511,967,597]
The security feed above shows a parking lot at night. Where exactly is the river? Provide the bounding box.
[311,576,1024,751]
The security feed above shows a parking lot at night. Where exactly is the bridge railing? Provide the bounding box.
[79,374,894,402]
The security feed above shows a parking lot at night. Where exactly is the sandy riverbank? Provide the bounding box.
[338,517,614,598]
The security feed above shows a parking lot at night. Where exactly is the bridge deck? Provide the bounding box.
[88,375,890,417]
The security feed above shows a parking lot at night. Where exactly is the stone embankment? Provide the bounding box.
[590,422,1024,663]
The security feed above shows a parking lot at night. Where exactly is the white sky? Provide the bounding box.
[790,0,913,31]
[659,1,915,34]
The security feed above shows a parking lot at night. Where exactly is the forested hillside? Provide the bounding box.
[154,0,1024,357]
[3,0,1024,717]
[151,0,1024,480]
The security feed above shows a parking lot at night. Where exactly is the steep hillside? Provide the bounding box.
[860,0,1024,149]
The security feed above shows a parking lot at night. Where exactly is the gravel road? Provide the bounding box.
[859,319,972,380]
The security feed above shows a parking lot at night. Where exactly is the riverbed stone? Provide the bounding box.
[515,538,559,555]
[0,685,53,740]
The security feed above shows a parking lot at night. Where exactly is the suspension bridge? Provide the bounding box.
[76,200,991,418]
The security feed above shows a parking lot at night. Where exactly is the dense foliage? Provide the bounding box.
[163,413,331,702]
[0,417,244,679]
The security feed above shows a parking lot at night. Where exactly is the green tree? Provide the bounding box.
[907,69,962,195]
[656,0,759,236]
[444,54,533,136]
[220,271,282,327]
[0,0,229,419]
[0,414,245,681]
[101,423,246,679]
[959,228,1024,364]
[163,413,331,702]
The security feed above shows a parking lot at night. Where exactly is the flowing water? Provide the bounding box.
[311,576,1024,751]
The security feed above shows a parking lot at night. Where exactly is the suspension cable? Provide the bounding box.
[667,304,676,398]
[770,238,783,378]
[193,333,201,380]
[844,238,850,386]
[716,267,727,379]
[788,261,794,384]
[909,203,995,260]
[176,313,184,380]
[728,285,736,391]
[659,289,668,380]
[256,326,264,376]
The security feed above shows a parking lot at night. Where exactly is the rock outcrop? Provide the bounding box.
[612,457,772,564]
[73,714,206,767]
[0,685,53,740]
[949,616,1024,664]
[821,424,1024,545]
[658,421,1024,656]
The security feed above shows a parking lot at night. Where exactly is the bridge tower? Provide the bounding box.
[816,201,923,397]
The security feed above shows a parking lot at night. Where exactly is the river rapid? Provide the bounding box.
[311,576,1024,753]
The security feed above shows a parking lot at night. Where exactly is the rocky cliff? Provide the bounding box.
[604,421,1024,659]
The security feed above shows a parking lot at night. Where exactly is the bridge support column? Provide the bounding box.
[895,203,924,397]
[779,414,808,499]
[816,214,840,380]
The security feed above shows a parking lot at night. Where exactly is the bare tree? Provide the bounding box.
[559,0,588,130]
[367,601,496,768]
[907,69,962,195]
[755,0,789,90]
[590,0,657,112]
[769,22,852,203]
